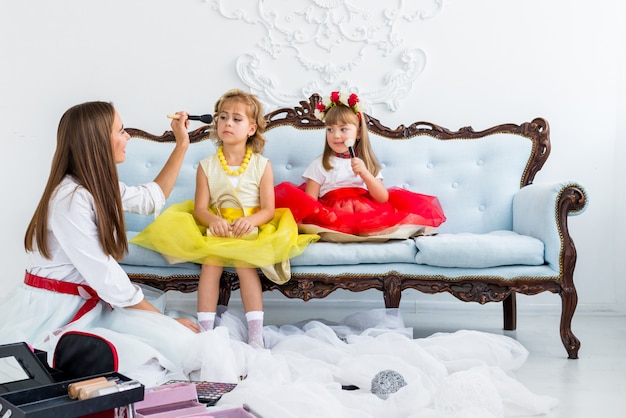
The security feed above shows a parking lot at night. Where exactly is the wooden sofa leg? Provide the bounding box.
[560,287,580,359]
[383,275,401,308]
[503,293,517,330]
[218,278,232,306]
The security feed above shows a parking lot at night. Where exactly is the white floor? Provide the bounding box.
[403,311,626,418]
[167,293,626,418]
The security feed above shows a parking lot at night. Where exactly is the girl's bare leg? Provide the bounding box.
[197,264,223,331]
[237,267,263,312]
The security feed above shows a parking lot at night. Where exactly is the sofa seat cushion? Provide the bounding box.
[290,239,417,266]
[414,230,544,268]
[124,231,417,268]
[122,231,198,270]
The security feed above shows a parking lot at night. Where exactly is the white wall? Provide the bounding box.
[1,0,623,315]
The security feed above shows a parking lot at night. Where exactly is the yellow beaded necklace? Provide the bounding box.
[217,145,252,176]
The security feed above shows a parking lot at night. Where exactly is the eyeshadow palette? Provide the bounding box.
[164,380,237,406]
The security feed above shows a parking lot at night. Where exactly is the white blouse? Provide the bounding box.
[27,176,165,307]
[302,155,383,197]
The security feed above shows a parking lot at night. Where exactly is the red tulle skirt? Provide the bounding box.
[275,182,446,237]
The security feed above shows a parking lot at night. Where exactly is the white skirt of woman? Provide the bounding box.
[0,283,197,385]
[183,308,558,418]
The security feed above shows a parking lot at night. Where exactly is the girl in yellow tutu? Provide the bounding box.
[132,89,318,348]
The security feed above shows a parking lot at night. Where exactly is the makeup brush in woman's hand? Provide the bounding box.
[167,114,213,124]
[345,138,356,158]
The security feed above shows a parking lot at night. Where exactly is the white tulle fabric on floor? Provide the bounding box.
[180,308,558,418]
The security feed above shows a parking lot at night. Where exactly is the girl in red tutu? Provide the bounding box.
[275,91,446,242]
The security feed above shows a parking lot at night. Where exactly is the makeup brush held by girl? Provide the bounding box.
[345,138,356,158]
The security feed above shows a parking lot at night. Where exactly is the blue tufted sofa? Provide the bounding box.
[119,95,588,358]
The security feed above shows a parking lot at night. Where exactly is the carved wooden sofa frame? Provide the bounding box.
[124,95,587,359]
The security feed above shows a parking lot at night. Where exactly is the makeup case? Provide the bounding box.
[0,332,144,418]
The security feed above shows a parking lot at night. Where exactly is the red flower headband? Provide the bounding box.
[315,91,361,121]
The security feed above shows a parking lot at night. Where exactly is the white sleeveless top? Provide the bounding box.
[199,152,268,210]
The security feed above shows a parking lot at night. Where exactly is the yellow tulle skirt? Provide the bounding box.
[130,200,319,275]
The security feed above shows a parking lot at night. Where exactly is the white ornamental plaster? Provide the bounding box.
[209,0,443,112]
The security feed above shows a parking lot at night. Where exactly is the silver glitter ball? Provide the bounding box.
[371,369,407,399]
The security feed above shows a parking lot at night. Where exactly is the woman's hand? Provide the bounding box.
[128,300,200,333]
[175,317,200,333]
[153,112,191,199]
[170,112,191,150]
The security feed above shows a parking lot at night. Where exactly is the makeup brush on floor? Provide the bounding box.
[167,114,213,124]
[345,138,356,158]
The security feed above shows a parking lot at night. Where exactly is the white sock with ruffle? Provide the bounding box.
[197,311,216,332]
[245,311,264,349]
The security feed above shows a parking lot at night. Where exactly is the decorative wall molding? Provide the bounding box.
[209,0,443,112]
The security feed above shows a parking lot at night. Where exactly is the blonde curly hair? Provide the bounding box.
[211,89,267,153]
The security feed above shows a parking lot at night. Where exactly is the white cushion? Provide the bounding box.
[414,230,544,268]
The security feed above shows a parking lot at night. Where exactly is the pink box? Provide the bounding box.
[134,382,207,418]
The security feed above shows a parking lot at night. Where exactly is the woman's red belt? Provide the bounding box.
[24,271,101,324]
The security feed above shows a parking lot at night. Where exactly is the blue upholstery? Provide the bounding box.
[513,181,587,270]
[414,230,544,268]
[117,109,591,359]
[118,124,585,279]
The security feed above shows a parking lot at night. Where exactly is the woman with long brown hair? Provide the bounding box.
[0,101,199,383]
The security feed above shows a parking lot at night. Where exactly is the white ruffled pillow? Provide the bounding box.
[414,231,544,268]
